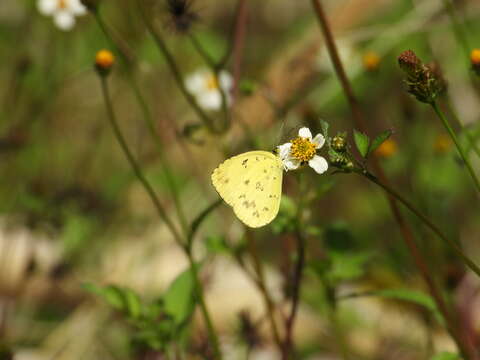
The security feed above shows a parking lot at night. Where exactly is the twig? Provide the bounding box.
[99,74,223,360]
[310,1,477,358]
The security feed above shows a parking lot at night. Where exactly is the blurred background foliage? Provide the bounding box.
[1,0,480,359]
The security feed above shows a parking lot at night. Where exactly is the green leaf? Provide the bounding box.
[205,236,230,254]
[327,251,374,283]
[164,266,198,326]
[83,283,126,311]
[369,129,393,155]
[353,130,370,158]
[373,288,436,311]
[122,287,142,319]
[82,283,141,318]
[430,352,461,360]
[372,288,443,324]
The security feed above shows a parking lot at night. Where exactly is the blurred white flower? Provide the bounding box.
[37,0,86,31]
[185,68,233,111]
[316,39,359,75]
[277,127,328,174]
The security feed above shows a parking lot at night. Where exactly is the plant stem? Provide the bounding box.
[359,170,479,359]
[322,281,350,359]
[136,0,219,133]
[445,100,480,159]
[245,232,283,350]
[184,247,223,360]
[310,1,477,357]
[282,174,307,360]
[431,101,480,193]
[281,231,305,360]
[360,169,480,279]
[99,75,223,360]
[93,9,189,235]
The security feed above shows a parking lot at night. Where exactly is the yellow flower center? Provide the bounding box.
[58,0,67,9]
[205,75,219,90]
[290,137,316,162]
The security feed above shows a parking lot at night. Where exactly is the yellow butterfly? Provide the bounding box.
[211,151,283,228]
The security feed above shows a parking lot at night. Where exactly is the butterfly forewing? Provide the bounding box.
[211,151,283,228]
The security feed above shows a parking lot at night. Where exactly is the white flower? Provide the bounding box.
[316,39,358,75]
[185,68,233,111]
[277,127,328,174]
[37,0,86,31]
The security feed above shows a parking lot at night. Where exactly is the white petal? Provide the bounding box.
[198,91,222,110]
[38,0,57,15]
[70,0,87,15]
[219,71,233,91]
[185,72,205,94]
[54,11,75,30]
[298,127,312,139]
[309,155,328,174]
[277,143,292,159]
[312,133,325,148]
[284,157,300,171]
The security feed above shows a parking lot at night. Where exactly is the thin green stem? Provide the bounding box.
[188,34,217,69]
[359,170,480,279]
[136,0,219,133]
[322,280,350,359]
[431,101,480,193]
[99,75,222,360]
[94,9,189,235]
[184,247,223,360]
[282,174,308,360]
[99,75,183,245]
[245,232,283,350]
[360,170,478,359]
[444,99,480,159]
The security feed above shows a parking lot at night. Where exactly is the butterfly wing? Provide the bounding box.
[211,151,283,228]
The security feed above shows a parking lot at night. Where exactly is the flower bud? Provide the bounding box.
[95,50,115,76]
[375,139,397,158]
[397,50,443,104]
[331,135,347,152]
[398,50,420,73]
[362,51,380,72]
[471,49,480,76]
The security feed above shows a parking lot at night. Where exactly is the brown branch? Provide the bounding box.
[310,1,478,359]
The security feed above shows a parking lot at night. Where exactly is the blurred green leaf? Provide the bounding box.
[369,129,393,155]
[83,283,126,311]
[205,236,230,254]
[373,288,436,311]
[372,288,443,324]
[62,214,97,256]
[164,266,198,326]
[327,251,373,283]
[430,352,460,360]
[83,284,141,318]
[122,287,142,319]
[354,130,370,158]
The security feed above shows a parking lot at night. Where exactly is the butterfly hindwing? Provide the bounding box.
[211,151,283,228]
